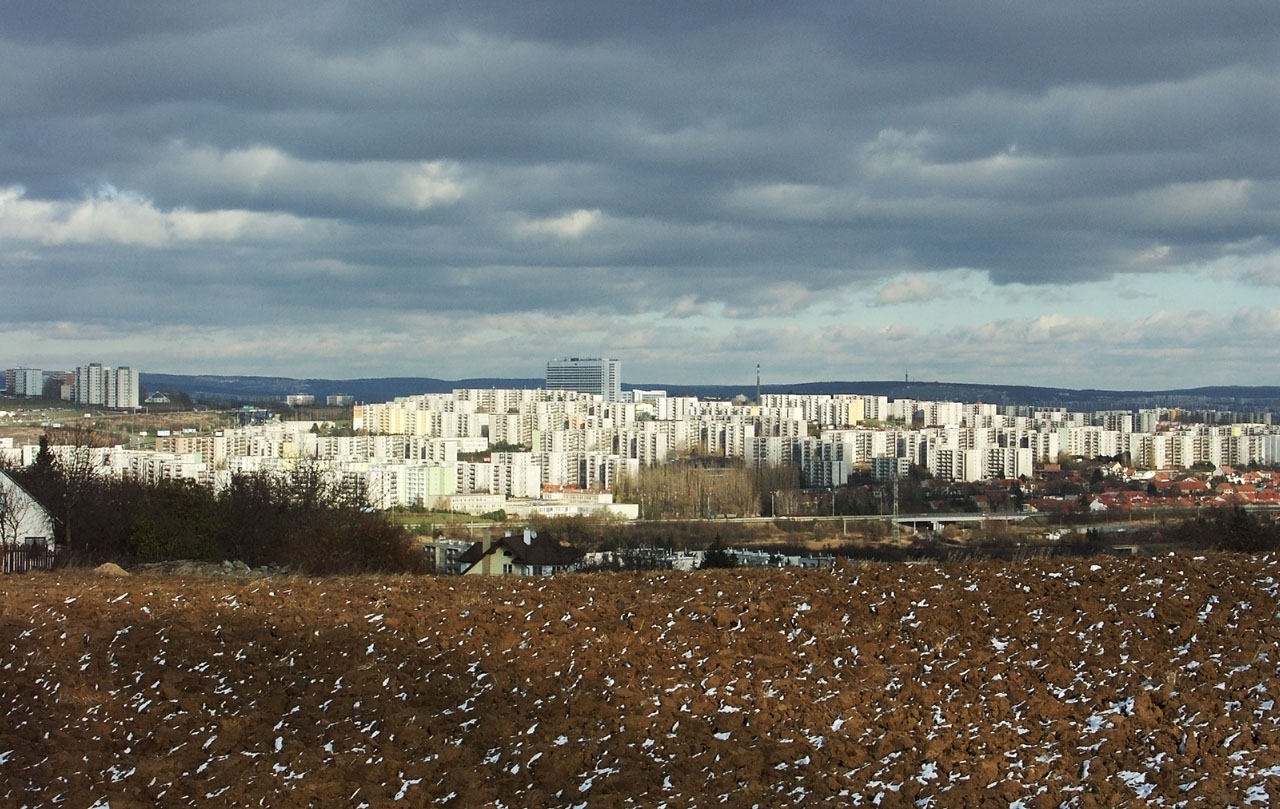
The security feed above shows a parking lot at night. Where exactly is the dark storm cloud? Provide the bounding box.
[1,1,1277,380]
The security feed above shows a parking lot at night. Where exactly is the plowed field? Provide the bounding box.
[4,553,1280,807]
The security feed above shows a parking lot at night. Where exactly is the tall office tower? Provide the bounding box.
[546,357,622,401]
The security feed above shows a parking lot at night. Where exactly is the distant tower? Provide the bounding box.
[756,364,761,403]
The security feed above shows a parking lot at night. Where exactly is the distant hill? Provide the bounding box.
[634,380,1280,412]
[140,373,1280,411]
[140,374,544,404]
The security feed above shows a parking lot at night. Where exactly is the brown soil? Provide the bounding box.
[3,553,1280,807]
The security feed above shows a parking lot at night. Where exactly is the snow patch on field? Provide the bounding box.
[3,555,1280,806]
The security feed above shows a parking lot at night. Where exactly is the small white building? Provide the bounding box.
[0,471,56,563]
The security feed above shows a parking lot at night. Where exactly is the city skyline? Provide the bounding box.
[1,3,1277,389]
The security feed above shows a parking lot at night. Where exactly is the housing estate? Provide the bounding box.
[3,388,1280,519]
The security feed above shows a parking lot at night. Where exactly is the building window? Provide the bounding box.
[502,563,513,574]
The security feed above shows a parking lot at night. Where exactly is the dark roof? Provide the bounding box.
[458,532,584,568]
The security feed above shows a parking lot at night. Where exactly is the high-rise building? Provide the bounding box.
[4,367,43,397]
[13,368,43,397]
[73,363,139,409]
[110,366,140,410]
[75,363,107,406]
[546,357,622,402]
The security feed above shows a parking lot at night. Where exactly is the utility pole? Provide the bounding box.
[892,472,900,541]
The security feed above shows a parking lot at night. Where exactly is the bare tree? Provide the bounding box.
[0,472,38,573]
[0,475,31,547]
[617,461,800,520]
[40,425,112,559]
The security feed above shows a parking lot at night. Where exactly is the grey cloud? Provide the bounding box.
[1,2,1277,381]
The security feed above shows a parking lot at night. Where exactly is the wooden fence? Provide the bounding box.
[1,542,64,574]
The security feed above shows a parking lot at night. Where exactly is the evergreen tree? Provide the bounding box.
[700,536,737,569]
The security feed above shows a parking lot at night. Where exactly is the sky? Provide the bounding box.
[1,2,1277,390]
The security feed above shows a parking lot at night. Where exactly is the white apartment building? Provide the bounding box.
[546,357,622,402]
[74,363,106,406]
[8,368,43,397]
[871,456,912,480]
[919,400,964,427]
[748,436,795,468]
[615,427,670,466]
[1095,410,1135,433]
[73,363,139,409]
[9,387,1279,506]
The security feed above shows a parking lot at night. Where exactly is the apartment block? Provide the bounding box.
[73,363,139,409]
[6,368,43,397]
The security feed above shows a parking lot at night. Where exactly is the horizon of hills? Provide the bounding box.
[140,372,1280,412]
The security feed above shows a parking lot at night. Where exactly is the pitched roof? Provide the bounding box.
[458,531,584,568]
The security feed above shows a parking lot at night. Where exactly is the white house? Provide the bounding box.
[0,470,55,547]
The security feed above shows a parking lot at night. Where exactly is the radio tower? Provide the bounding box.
[756,363,761,403]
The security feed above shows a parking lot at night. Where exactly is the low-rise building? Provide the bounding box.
[1,471,57,572]
[457,528,584,576]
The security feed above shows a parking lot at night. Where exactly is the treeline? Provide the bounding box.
[613,463,802,519]
[1140,506,1280,553]
[4,438,425,574]
[517,512,866,554]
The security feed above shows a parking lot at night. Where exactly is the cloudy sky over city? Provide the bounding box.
[2,1,1277,389]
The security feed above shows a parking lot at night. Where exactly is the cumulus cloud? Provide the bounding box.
[514,208,603,239]
[0,184,319,247]
[1206,246,1280,288]
[666,295,711,319]
[143,143,468,214]
[872,275,945,306]
[1240,262,1280,287]
[388,162,469,211]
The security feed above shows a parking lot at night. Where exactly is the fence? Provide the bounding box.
[1,542,64,574]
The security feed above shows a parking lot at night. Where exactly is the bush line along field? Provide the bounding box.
[4,553,1280,807]
[2,439,424,573]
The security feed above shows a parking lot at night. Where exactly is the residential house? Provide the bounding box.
[0,471,56,573]
[458,528,583,576]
